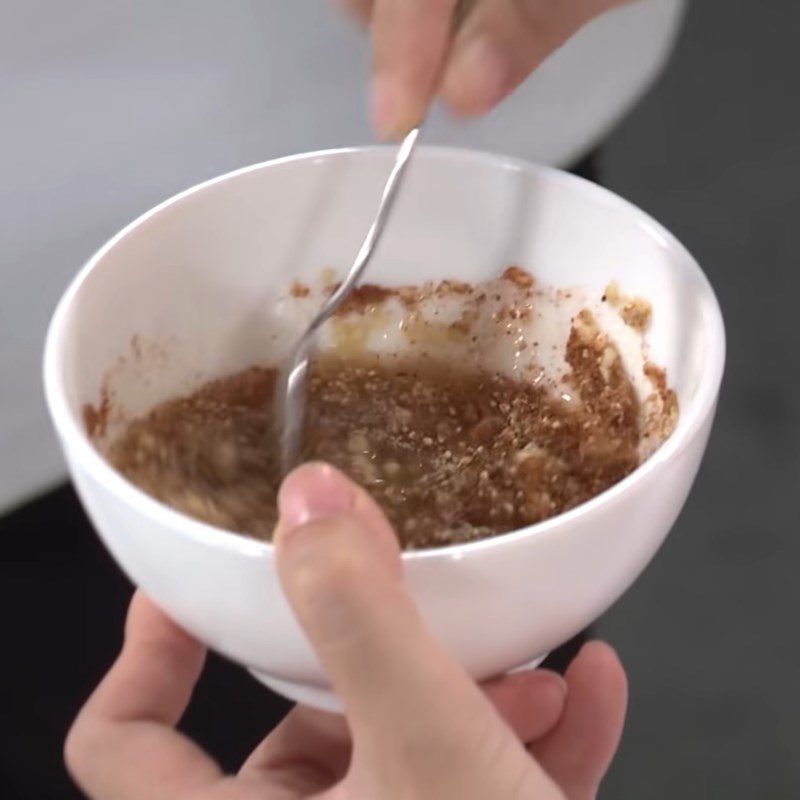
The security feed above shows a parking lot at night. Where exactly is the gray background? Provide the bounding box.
[601,2,800,796]
[2,0,799,796]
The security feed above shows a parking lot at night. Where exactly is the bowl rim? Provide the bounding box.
[43,144,726,562]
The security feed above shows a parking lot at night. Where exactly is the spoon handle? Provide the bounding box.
[278,127,421,475]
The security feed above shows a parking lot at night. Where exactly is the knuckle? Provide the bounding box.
[292,547,378,646]
[294,544,366,608]
[280,517,390,638]
[63,718,92,784]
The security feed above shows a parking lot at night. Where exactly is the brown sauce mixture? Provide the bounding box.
[106,307,651,549]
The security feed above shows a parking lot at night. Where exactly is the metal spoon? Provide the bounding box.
[276,127,421,475]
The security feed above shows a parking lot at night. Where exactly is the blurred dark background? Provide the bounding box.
[2,1,799,797]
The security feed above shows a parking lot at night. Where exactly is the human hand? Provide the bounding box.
[337,0,629,139]
[65,463,627,799]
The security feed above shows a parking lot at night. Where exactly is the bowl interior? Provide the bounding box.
[51,147,721,500]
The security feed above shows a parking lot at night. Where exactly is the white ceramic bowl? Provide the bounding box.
[44,147,725,710]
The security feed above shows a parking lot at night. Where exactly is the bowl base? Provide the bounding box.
[249,652,550,713]
[249,670,343,713]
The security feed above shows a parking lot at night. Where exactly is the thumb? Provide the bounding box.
[275,463,459,726]
[275,464,563,797]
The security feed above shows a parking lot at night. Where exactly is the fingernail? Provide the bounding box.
[278,463,356,532]
[448,38,510,114]
[371,77,421,140]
